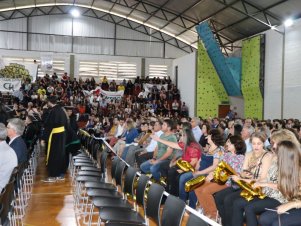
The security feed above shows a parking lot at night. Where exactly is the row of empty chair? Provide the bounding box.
[72,129,218,226]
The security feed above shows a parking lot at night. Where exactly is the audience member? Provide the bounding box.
[135,121,163,167]
[0,123,18,192]
[7,118,28,164]
[140,119,177,181]
[190,117,202,142]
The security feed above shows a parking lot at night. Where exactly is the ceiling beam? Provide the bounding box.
[158,0,207,30]
[165,0,241,42]
[213,0,287,34]
[142,0,171,24]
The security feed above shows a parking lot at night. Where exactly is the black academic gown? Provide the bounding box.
[22,123,38,148]
[63,123,81,173]
[43,105,68,177]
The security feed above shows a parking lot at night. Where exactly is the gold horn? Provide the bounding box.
[210,161,266,201]
[184,175,206,192]
[176,159,195,172]
[212,161,236,185]
[236,180,266,201]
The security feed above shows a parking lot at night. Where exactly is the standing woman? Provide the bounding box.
[151,124,202,196]
[258,140,301,226]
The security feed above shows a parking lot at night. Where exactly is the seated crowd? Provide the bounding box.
[0,73,301,226]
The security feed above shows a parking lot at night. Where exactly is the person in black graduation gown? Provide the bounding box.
[41,96,68,182]
[63,106,81,174]
[23,115,39,148]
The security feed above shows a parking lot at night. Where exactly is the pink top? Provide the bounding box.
[178,142,202,163]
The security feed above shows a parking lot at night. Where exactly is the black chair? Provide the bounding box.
[135,174,149,211]
[144,183,165,226]
[75,152,113,184]
[97,182,165,226]
[186,213,209,226]
[105,223,144,226]
[91,174,149,226]
[89,166,139,221]
[0,204,3,226]
[0,178,15,226]
[81,149,109,175]
[77,151,108,178]
[161,195,186,226]
[73,156,120,212]
[85,159,125,199]
[83,156,119,190]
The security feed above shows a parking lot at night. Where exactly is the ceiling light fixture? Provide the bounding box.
[70,8,80,17]
[284,18,293,27]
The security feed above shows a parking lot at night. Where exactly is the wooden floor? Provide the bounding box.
[23,154,190,226]
[23,156,77,226]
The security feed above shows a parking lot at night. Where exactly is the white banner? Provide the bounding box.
[83,86,124,100]
[40,54,53,73]
[0,59,38,82]
[0,78,22,92]
[143,83,168,93]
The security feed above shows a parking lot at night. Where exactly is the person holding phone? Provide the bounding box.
[214,132,273,226]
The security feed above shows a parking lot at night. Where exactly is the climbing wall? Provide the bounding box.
[196,22,241,96]
[197,41,229,118]
[241,35,264,119]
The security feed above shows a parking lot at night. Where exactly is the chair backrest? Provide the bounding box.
[15,163,27,191]
[135,174,150,208]
[8,167,18,182]
[100,151,108,174]
[187,213,209,226]
[114,160,127,187]
[161,195,186,226]
[1,178,15,225]
[0,204,3,225]
[92,142,100,160]
[123,167,138,196]
[85,136,90,149]
[145,183,165,226]
[110,157,119,180]
[88,138,95,155]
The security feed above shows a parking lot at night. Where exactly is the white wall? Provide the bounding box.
[0,14,188,59]
[172,51,197,117]
[264,18,301,119]
[264,29,283,119]
[0,49,178,81]
[229,96,244,118]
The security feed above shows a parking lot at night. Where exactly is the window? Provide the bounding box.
[79,60,137,81]
[148,64,168,78]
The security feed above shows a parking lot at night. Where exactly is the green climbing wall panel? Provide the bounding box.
[242,36,263,119]
[196,41,229,118]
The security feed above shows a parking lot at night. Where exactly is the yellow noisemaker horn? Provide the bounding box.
[185,175,206,192]
[212,161,236,185]
[176,159,195,172]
